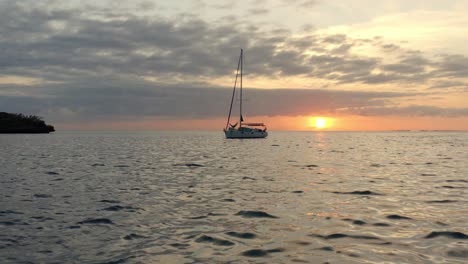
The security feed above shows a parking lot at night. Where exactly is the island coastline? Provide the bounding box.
[0,112,55,134]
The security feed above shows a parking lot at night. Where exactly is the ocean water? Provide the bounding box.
[1,131,467,263]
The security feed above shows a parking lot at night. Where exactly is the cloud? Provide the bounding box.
[435,54,468,78]
[341,105,468,117]
[5,75,467,125]
[1,1,467,125]
[204,1,237,10]
[381,43,400,52]
[430,80,468,90]
[248,8,270,15]
[0,76,420,123]
[1,2,467,86]
[284,0,319,8]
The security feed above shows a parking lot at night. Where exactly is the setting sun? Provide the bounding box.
[309,117,332,129]
[315,118,327,128]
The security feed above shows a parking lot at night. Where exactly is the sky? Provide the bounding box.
[1,0,468,131]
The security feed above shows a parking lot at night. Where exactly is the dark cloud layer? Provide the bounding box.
[3,78,467,124]
[0,78,418,122]
[1,1,467,123]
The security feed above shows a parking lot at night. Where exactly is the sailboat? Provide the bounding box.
[224,49,268,139]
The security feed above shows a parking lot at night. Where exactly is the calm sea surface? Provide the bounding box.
[1,131,467,263]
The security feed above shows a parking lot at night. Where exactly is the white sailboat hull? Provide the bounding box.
[224,129,268,139]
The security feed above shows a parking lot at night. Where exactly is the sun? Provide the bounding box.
[315,118,327,128]
[309,117,331,129]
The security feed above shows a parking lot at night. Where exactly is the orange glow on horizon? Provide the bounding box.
[308,117,334,130]
[55,115,468,131]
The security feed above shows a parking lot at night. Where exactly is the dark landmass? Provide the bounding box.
[0,112,55,133]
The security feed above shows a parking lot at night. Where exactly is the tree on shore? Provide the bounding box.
[0,112,55,133]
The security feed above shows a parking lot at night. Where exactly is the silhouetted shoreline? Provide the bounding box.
[0,112,55,134]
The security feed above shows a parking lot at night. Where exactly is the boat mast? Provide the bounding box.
[240,49,243,127]
[225,50,242,130]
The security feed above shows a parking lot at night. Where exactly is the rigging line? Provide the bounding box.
[240,48,243,126]
[226,50,242,130]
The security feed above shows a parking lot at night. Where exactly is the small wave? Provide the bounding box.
[195,235,234,246]
[33,194,52,198]
[291,241,311,246]
[51,178,64,181]
[420,173,437,176]
[345,252,361,258]
[426,200,458,203]
[315,246,334,251]
[31,216,54,221]
[174,163,204,167]
[101,205,141,212]
[169,243,190,249]
[46,171,59,175]
[441,185,466,189]
[292,190,304,193]
[447,179,468,183]
[114,165,129,168]
[343,219,367,225]
[77,218,114,225]
[447,248,468,258]
[101,256,135,264]
[225,231,256,239]
[311,233,381,240]
[208,212,225,216]
[241,248,285,257]
[123,233,145,240]
[189,215,207,219]
[235,211,278,218]
[352,220,366,225]
[91,163,105,167]
[241,249,268,257]
[99,199,121,204]
[425,231,468,239]
[330,150,344,153]
[0,210,23,215]
[373,222,391,227]
[386,214,412,220]
[0,238,19,245]
[0,220,28,226]
[332,190,382,195]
